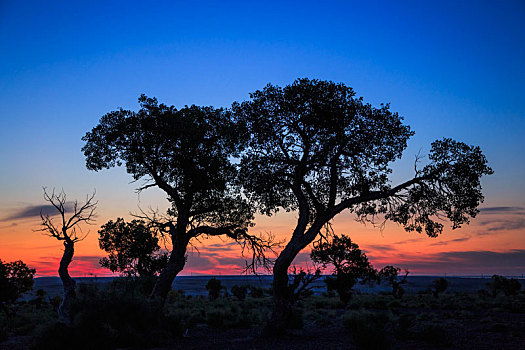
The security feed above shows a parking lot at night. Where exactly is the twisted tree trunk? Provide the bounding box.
[265,240,301,335]
[58,241,76,322]
[150,233,189,301]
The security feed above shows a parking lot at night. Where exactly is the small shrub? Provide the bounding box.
[206,278,223,301]
[249,286,265,298]
[431,278,448,298]
[486,275,522,297]
[49,295,63,312]
[231,285,248,300]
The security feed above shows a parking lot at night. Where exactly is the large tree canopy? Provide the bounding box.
[235,78,492,240]
[82,95,273,299]
[82,95,250,226]
[233,78,493,332]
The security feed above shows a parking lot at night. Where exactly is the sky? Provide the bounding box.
[0,0,524,277]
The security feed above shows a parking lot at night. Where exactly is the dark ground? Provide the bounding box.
[2,277,525,350]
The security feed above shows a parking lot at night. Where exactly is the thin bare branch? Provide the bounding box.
[36,188,97,243]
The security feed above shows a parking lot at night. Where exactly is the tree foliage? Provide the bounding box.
[235,78,493,238]
[98,218,168,277]
[82,95,253,232]
[0,259,35,304]
[311,234,376,303]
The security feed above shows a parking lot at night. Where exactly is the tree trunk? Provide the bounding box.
[150,234,189,301]
[265,240,301,335]
[58,241,76,323]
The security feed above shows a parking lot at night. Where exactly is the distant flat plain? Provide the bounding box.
[29,275,525,299]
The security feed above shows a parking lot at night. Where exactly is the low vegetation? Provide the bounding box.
[1,274,524,349]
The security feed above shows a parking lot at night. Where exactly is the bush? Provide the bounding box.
[486,275,522,296]
[249,286,265,298]
[231,285,248,300]
[431,278,448,297]
[49,295,63,312]
[206,278,223,301]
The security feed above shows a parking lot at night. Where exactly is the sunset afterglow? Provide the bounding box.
[1,0,524,278]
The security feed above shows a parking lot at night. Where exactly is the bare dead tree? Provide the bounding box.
[36,188,97,321]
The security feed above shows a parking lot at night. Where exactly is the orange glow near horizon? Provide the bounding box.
[1,206,524,278]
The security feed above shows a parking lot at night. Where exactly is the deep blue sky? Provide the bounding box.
[0,1,524,275]
[1,0,524,202]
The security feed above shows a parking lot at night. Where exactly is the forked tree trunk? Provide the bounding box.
[58,241,76,322]
[150,234,189,301]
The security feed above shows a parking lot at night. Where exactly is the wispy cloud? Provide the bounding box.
[396,249,525,275]
[2,203,74,221]
[473,206,525,235]
[365,244,398,252]
[393,237,424,245]
[430,235,472,246]
[477,218,525,234]
[479,206,524,214]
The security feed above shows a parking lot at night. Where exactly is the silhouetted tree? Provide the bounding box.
[82,95,276,301]
[379,265,409,299]
[431,277,448,297]
[98,218,168,277]
[311,235,376,304]
[36,188,97,321]
[0,259,35,306]
[0,259,35,330]
[233,78,493,333]
[206,278,223,300]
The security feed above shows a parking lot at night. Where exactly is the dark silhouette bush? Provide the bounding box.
[311,235,376,304]
[49,295,63,312]
[486,275,522,297]
[431,278,448,298]
[249,286,265,298]
[379,266,408,299]
[0,259,35,305]
[98,218,168,278]
[206,278,223,300]
[231,285,248,300]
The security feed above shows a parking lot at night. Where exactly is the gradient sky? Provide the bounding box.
[1,0,524,277]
